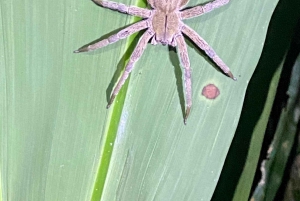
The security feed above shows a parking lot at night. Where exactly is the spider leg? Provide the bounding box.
[74,20,149,53]
[175,34,192,125]
[92,0,151,18]
[181,24,236,80]
[107,30,154,108]
[180,0,229,20]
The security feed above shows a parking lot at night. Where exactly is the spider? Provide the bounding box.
[74,0,236,124]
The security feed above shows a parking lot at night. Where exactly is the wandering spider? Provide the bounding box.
[74,0,236,124]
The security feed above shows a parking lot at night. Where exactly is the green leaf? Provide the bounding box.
[0,0,277,200]
[251,53,300,201]
[212,0,300,199]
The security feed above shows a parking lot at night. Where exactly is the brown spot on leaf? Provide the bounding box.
[202,84,220,99]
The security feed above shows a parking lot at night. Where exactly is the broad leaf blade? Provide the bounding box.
[100,0,278,200]
[0,0,277,200]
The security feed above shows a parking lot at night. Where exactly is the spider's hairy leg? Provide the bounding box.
[92,0,151,18]
[180,0,230,20]
[175,34,192,125]
[107,30,154,108]
[182,24,236,80]
[74,20,148,53]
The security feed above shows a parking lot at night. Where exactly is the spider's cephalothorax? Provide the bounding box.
[74,0,236,124]
[150,0,187,45]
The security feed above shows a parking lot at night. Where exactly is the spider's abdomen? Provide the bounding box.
[152,11,181,45]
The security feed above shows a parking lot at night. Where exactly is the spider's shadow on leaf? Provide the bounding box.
[76,22,145,103]
[105,31,187,118]
[167,35,232,119]
[103,31,187,119]
[169,46,186,118]
[104,33,230,117]
[78,23,139,56]
[105,30,145,102]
